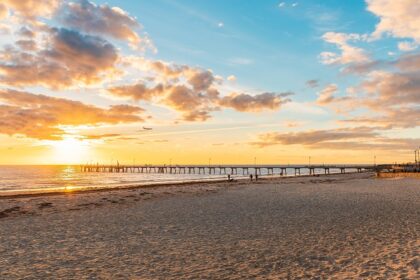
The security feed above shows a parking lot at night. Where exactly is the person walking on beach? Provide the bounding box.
[250,174,253,181]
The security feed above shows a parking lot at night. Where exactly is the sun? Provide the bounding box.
[49,137,89,164]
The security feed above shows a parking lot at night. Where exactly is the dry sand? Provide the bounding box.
[0,173,419,279]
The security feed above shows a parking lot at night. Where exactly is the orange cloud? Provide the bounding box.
[81,133,121,140]
[360,70,420,108]
[252,127,418,151]
[0,28,119,88]
[2,0,60,19]
[340,107,420,129]
[316,45,420,126]
[368,0,420,43]
[108,83,164,101]
[316,84,339,105]
[0,89,144,140]
[186,70,215,91]
[398,41,418,52]
[110,56,293,121]
[320,32,370,65]
[108,77,292,121]
[148,60,189,79]
[107,63,222,121]
[0,4,8,20]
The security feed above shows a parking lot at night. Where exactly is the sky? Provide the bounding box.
[0,0,419,165]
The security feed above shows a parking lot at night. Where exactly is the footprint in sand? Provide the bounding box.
[0,206,23,218]
[38,202,53,210]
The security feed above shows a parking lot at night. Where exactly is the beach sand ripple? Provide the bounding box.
[0,174,419,279]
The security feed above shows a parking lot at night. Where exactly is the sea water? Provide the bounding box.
[0,165,357,195]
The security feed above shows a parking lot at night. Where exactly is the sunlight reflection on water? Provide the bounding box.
[0,165,228,194]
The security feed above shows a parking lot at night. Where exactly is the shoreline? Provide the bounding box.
[0,171,373,200]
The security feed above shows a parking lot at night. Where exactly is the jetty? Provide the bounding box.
[80,164,375,176]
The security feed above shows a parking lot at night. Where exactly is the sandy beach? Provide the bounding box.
[0,173,419,279]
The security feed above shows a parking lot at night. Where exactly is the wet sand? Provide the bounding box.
[0,173,419,279]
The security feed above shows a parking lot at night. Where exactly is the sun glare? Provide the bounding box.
[49,137,89,164]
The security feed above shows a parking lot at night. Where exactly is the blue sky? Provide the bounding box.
[98,0,378,98]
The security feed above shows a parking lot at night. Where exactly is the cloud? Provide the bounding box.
[108,83,164,101]
[82,133,121,140]
[148,60,189,79]
[367,0,420,43]
[0,0,296,131]
[314,0,419,144]
[340,107,420,129]
[219,92,292,112]
[278,2,286,8]
[316,60,420,117]
[315,84,350,106]
[164,85,204,112]
[316,84,337,105]
[305,79,319,88]
[317,67,420,127]
[108,81,291,121]
[341,60,384,74]
[320,32,370,65]
[252,126,418,151]
[398,41,418,52]
[359,70,420,108]
[0,4,8,19]
[107,62,221,121]
[254,127,378,146]
[181,110,212,122]
[317,47,420,125]
[396,52,420,72]
[218,22,224,28]
[15,39,37,51]
[0,89,144,140]
[47,27,118,77]
[227,75,236,82]
[309,138,418,151]
[109,58,292,121]
[2,0,60,19]
[0,23,10,35]
[59,0,154,51]
[187,69,215,91]
[282,120,303,128]
[16,26,35,38]
[109,78,219,122]
[153,139,168,143]
[0,28,119,89]
[163,85,217,121]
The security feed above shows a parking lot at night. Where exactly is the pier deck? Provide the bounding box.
[80,164,375,176]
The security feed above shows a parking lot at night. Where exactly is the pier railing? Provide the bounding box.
[80,164,375,176]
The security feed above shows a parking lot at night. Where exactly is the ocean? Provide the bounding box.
[0,165,358,195]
